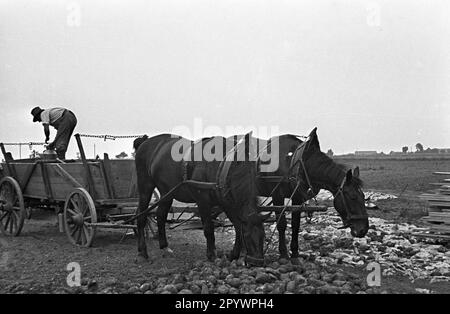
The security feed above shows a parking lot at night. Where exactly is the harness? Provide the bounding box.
[288,140,316,201]
[334,175,368,226]
[181,138,212,181]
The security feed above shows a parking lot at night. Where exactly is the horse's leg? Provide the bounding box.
[273,194,289,259]
[198,201,216,261]
[156,198,174,251]
[136,180,155,262]
[227,215,242,261]
[290,199,302,263]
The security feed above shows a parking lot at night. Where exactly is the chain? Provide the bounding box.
[2,142,46,146]
[77,134,145,141]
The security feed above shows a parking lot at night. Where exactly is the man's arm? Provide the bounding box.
[43,124,50,143]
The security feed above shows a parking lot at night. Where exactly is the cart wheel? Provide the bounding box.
[0,177,26,236]
[63,188,97,247]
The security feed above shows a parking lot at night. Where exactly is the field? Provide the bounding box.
[333,157,450,193]
[0,158,449,294]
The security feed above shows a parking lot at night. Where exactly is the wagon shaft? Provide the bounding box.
[258,205,328,213]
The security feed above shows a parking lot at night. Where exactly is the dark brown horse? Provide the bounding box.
[133,133,267,266]
[256,128,369,261]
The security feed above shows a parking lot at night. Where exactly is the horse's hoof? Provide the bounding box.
[245,256,265,267]
[279,255,290,263]
[290,257,300,265]
[207,252,217,262]
[162,247,174,258]
[135,255,149,264]
[226,251,239,262]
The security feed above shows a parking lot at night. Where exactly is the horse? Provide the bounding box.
[133,133,267,266]
[255,127,369,261]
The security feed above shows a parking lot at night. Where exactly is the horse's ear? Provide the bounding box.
[353,167,360,179]
[306,127,320,151]
[346,169,353,182]
[308,127,317,138]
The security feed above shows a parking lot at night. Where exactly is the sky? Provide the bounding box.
[0,0,449,159]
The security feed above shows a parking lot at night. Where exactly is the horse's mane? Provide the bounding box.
[133,135,148,151]
[310,151,364,188]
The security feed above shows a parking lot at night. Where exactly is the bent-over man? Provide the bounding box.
[31,106,77,159]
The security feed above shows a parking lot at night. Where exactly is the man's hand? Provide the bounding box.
[43,124,50,144]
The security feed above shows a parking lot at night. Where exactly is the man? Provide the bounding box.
[31,106,77,159]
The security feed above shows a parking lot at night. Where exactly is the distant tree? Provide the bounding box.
[326,149,334,157]
[402,146,408,153]
[116,152,128,159]
[415,143,424,152]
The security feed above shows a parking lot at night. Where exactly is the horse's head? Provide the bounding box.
[302,128,369,238]
[333,167,369,237]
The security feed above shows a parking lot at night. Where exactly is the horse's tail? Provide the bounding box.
[133,134,149,151]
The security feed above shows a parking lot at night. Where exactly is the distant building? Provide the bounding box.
[424,148,450,154]
[354,150,377,156]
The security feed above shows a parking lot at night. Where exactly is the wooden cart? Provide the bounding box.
[0,134,158,246]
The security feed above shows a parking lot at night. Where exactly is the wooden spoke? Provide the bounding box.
[79,227,87,245]
[70,225,79,237]
[4,214,11,232]
[82,225,90,240]
[11,211,19,228]
[10,213,16,234]
[66,208,78,217]
[0,211,8,222]
[70,199,81,214]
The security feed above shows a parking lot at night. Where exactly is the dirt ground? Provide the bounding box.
[1,158,449,294]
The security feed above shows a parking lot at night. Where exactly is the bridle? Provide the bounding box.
[334,175,368,228]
